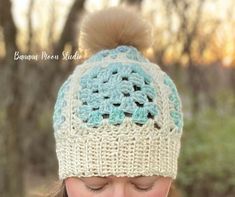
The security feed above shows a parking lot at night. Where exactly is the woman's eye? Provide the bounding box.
[133,184,153,191]
[86,185,106,192]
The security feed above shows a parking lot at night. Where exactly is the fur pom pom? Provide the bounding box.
[79,7,152,55]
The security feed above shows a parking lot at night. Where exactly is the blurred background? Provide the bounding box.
[0,0,235,196]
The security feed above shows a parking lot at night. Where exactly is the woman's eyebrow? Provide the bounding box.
[97,176,107,179]
[80,176,108,181]
[130,175,145,179]
[129,176,157,181]
[128,175,141,178]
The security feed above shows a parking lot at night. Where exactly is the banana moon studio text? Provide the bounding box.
[14,51,81,61]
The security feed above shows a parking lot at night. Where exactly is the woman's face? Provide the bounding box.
[65,175,172,197]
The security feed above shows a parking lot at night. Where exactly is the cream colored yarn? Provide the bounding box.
[53,45,184,180]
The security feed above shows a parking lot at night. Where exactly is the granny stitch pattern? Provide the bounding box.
[53,45,184,180]
[77,62,158,127]
[53,77,71,131]
[86,45,148,63]
[163,74,183,129]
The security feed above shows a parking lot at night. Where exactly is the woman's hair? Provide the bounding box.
[46,180,181,197]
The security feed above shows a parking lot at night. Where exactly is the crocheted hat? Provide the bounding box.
[53,7,184,180]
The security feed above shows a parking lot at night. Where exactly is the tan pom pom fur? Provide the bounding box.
[79,7,152,56]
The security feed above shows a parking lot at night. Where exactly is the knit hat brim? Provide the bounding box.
[55,120,181,180]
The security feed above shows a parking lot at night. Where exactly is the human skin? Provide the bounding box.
[65,175,172,197]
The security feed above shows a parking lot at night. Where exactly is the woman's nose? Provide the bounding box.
[112,184,128,197]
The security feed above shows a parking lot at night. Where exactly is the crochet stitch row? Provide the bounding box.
[77,62,158,127]
[53,46,183,132]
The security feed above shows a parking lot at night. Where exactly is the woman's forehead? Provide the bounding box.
[80,175,159,181]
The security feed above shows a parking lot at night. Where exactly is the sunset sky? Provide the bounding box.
[12,0,234,29]
[5,0,235,65]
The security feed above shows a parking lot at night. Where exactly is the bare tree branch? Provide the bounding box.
[53,0,85,57]
[27,0,34,53]
[0,0,24,196]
